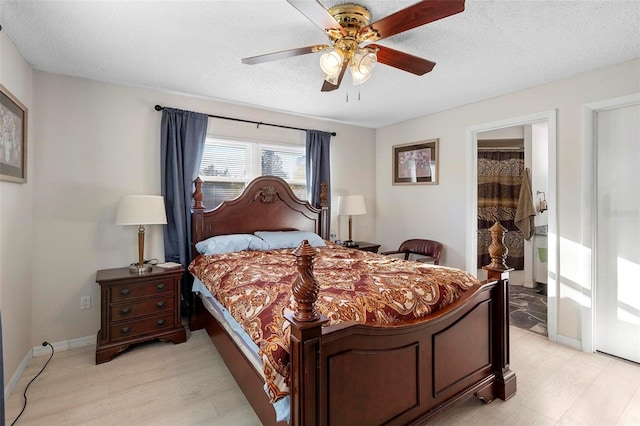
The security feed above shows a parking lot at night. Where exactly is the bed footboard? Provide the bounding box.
[286,222,516,425]
[189,176,515,425]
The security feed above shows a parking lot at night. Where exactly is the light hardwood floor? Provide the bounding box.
[5,326,640,425]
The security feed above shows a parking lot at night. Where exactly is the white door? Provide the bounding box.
[595,103,640,363]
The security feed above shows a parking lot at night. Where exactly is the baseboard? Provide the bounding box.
[4,349,31,403]
[32,335,95,357]
[5,335,96,402]
[556,334,581,351]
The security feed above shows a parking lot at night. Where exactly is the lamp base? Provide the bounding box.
[129,263,152,274]
[343,240,358,248]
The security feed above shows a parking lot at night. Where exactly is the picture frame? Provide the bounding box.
[1,83,28,183]
[392,139,439,185]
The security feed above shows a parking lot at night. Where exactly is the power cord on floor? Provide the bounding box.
[10,342,54,426]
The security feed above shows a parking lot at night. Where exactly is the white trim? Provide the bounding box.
[32,335,96,357]
[556,334,582,351]
[581,104,596,353]
[466,110,558,344]
[4,350,31,402]
[581,93,640,354]
[5,335,96,401]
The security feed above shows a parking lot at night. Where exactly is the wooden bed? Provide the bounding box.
[189,175,516,425]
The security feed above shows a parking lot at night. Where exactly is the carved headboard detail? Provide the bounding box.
[254,185,280,204]
[191,176,329,258]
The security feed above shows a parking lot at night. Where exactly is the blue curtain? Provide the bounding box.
[160,108,208,267]
[305,129,332,212]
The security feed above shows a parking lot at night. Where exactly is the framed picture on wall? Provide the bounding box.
[0,83,28,183]
[392,139,439,185]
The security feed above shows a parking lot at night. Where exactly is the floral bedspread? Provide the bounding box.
[189,244,479,403]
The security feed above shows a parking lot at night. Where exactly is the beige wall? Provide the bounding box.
[0,32,35,391]
[375,58,640,343]
[30,72,375,346]
[4,23,638,387]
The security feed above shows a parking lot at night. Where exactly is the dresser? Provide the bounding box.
[95,266,186,364]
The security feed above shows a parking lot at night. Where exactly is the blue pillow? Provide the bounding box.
[254,231,326,249]
[248,236,270,251]
[195,234,269,255]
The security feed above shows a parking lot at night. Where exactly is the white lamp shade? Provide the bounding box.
[350,50,376,85]
[337,195,367,216]
[320,49,344,76]
[324,72,340,86]
[116,195,168,226]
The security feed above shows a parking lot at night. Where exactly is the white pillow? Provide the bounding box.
[195,234,269,255]
[254,231,326,249]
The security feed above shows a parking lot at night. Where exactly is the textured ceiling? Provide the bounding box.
[2,0,639,128]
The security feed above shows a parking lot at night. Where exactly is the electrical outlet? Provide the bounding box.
[80,295,90,310]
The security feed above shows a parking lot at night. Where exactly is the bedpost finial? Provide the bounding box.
[486,221,509,271]
[292,239,317,258]
[319,182,328,207]
[291,240,320,322]
[193,177,204,210]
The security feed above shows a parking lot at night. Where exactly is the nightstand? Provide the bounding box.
[95,266,187,364]
[351,241,381,253]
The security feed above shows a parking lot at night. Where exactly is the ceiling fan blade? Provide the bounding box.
[242,45,329,65]
[359,0,465,42]
[321,61,348,92]
[370,44,436,75]
[287,0,346,37]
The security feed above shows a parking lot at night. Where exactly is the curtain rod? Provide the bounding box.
[154,105,336,137]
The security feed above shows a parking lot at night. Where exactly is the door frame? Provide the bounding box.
[466,110,558,343]
[581,93,640,353]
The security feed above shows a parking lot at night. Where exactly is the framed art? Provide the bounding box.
[1,83,28,183]
[392,139,438,185]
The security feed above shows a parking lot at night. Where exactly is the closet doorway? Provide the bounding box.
[466,110,557,342]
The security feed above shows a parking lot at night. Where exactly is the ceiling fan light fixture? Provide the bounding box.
[350,67,371,85]
[350,49,376,85]
[324,72,340,86]
[242,1,465,92]
[320,49,344,76]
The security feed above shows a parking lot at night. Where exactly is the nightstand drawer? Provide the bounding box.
[110,277,173,302]
[110,314,174,341]
[110,296,174,321]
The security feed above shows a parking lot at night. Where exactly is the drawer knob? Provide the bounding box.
[119,289,131,296]
[156,284,166,291]
[157,319,166,326]
[156,301,166,308]
[120,327,131,334]
[120,307,132,315]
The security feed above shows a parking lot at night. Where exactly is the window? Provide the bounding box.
[198,137,306,209]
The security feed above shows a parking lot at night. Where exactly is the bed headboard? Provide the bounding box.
[191,176,329,256]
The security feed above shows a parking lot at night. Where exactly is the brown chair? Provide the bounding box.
[381,239,443,265]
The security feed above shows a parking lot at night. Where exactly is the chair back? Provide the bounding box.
[397,239,443,265]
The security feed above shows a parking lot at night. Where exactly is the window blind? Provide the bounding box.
[198,138,306,208]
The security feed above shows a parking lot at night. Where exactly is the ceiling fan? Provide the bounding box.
[241,0,465,92]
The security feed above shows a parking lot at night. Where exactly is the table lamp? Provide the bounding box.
[116,195,168,274]
[337,195,366,247]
